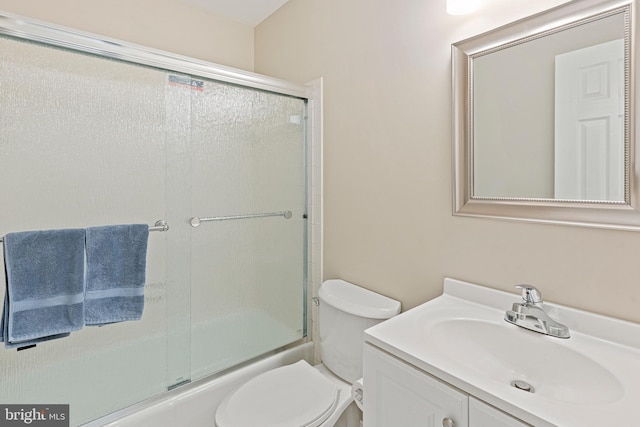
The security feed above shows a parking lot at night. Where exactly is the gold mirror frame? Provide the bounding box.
[452,0,640,230]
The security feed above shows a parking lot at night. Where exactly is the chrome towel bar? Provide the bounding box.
[149,220,170,232]
[0,220,169,243]
[190,210,293,228]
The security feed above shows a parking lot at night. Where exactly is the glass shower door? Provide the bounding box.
[0,23,309,424]
[0,36,170,424]
[188,79,307,380]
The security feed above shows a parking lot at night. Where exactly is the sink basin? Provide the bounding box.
[427,318,623,404]
[364,278,640,427]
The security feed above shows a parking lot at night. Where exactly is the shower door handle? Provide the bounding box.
[190,210,293,227]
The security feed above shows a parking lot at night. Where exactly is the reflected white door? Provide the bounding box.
[554,39,624,201]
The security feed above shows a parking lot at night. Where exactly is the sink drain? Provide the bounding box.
[511,380,535,393]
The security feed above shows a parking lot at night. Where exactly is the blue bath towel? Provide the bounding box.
[85,224,149,325]
[1,228,86,349]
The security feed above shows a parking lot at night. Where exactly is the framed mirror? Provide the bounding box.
[452,0,640,230]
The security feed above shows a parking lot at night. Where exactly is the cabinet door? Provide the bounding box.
[363,344,468,427]
[469,397,530,427]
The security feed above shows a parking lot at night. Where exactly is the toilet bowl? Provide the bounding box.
[214,279,401,427]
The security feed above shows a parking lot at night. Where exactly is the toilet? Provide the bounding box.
[214,279,401,427]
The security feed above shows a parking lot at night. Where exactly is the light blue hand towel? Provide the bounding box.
[85,224,149,326]
[1,228,86,349]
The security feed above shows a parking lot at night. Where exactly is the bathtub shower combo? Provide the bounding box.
[0,12,321,426]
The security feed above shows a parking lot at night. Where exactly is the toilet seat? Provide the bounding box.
[215,360,340,427]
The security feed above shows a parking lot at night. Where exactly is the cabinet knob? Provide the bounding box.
[442,418,455,427]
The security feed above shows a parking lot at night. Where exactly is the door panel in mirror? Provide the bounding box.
[555,39,625,201]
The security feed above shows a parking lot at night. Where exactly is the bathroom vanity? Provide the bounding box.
[362,278,640,427]
[363,344,527,426]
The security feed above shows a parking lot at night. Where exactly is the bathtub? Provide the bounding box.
[82,343,314,427]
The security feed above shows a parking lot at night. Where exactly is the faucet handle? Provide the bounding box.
[515,284,543,305]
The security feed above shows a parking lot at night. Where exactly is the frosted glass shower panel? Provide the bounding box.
[0,24,309,425]
[189,81,306,379]
[0,37,168,425]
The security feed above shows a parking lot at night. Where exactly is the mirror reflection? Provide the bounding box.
[472,11,627,202]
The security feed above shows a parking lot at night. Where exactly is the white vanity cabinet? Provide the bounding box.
[363,344,529,427]
[468,397,529,427]
[363,344,467,427]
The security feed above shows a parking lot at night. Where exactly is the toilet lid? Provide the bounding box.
[215,360,339,427]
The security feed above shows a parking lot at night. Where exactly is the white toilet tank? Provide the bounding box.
[318,279,401,383]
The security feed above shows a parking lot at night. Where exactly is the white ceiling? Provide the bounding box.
[181,0,290,26]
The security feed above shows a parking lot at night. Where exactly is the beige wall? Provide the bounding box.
[0,0,254,70]
[255,0,640,324]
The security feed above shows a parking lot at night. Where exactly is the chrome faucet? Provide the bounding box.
[504,285,570,339]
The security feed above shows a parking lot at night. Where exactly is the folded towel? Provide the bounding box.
[1,228,86,349]
[85,224,149,325]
